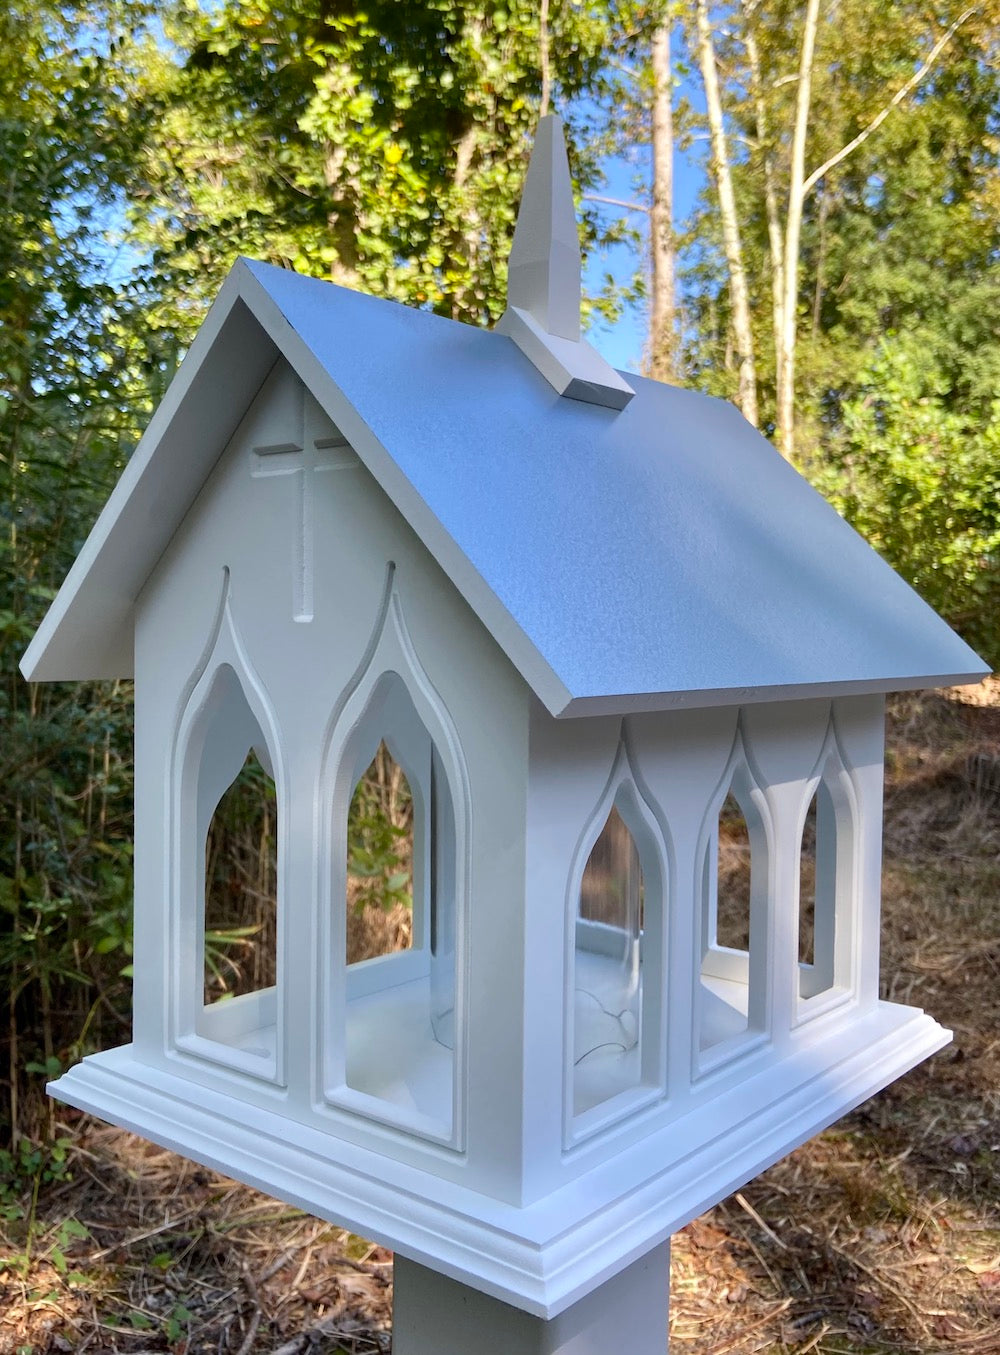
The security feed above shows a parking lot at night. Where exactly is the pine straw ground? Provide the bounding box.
[2,684,999,1355]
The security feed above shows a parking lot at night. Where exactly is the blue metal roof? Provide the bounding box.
[243,260,986,711]
[21,258,987,709]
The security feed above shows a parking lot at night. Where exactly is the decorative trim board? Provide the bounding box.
[50,1003,948,1318]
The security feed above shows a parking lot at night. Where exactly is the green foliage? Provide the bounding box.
[130,0,616,339]
[814,340,1000,667]
[1,0,159,1144]
[0,1134,77,1280]
[0,1136,72,1213]
[347,749,413,914]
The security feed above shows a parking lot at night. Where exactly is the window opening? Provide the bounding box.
[798,793,817,972]
[699,779,761,1056]
[574,803,644,1116]
[338,673,455,1134]
[192,666,279,1065]
[716,793,751,951]
[347,741,414,964]
[799,779,838,1000]
[204,749,277,1007]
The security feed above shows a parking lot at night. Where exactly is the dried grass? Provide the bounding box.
[346,901,411,967]
[2,683,999,1354]
[0,1127,393,1355]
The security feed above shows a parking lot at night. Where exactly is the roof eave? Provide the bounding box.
[20,263,285,682]
[555,667,992,719]
[18,260,576,715]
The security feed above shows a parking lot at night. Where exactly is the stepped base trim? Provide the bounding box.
[50,1004,948,1318]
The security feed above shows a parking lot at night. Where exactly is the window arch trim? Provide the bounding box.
[317,566,469,1149]
[563,736,669,1148]
[170,570,286,1083]
[794,717,860,1021]
[694,722,773,1077]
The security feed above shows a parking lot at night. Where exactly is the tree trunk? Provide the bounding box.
[320,60,363,288]
[539,0,551,118]
[777,0,822,460]
[648,16,675,382]
[747,0,966,458]
[694,0,758,426]
[741,4,784,408]
[449,119,482,321]
[322,140,362,288]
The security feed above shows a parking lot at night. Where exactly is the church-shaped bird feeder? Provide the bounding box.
[24,118,988,1349]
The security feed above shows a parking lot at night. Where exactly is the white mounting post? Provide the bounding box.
[392,1243,670,1355]
[497,115,635,412]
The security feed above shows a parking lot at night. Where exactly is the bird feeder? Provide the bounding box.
[24,117,987,1353]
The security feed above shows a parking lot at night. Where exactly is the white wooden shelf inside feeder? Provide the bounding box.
[344,979,451,1122]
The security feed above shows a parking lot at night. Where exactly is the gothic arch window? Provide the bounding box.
[797,729,858,1012]
[320,573,467,1147]
[568,742,667,1140]
[172,576,285,1083]
[697,742,770,1071]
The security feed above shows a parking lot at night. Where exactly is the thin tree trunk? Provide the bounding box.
[450,119,481,320]
[448,13,488,321]
[322,149,362,287]
[694,0,758,426]
[777,3,973,456]
[741,3,784,401]
[776,0,822,460]
[539,0,551,118]
[811,189,831,334]
[801,5,975,199]
[321,60,363,289]
[648,16,675,382]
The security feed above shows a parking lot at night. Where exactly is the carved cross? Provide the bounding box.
[252,433,356,622]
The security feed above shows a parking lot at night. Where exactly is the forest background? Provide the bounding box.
[1,0,999,1283]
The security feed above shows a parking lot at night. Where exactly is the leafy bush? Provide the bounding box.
[815,339,1000,670]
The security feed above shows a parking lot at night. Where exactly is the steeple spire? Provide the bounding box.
[506,114,581,341]
[497,115,634,411]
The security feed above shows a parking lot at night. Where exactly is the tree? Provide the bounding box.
[1,0,164,1143]
[576,1,685,380]
[129,0,615,340]
[648,13,677,382]
[816,339,1000,667]
[693,0,758,423]
[683,0,988,454]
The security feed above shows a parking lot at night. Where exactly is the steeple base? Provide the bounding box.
[497,306,635,411]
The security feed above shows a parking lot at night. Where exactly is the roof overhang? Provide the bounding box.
[21,260,990,714]
[21,269,278,683]
[19,262,578,709]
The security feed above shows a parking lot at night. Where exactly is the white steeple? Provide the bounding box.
[497,115,634,411]
[506,114,582,341]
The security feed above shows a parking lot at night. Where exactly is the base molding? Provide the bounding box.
[49,1004,948,1318]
